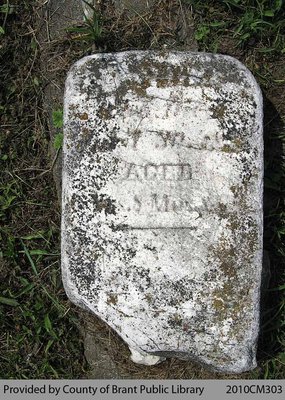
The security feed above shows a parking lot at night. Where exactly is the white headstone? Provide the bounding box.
[62,51,263,373]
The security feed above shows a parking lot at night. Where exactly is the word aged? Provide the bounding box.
[123,162,192,181]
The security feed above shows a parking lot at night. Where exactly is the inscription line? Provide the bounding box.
[123,227,197,230]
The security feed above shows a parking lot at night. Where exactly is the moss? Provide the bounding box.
[156,79,168,88]
[206,209,259,340]
[107,294,118,306]
[212,298,225,312]
[168,314,183,328]
[97,103,116,120]
[77,112,89,120]
[221,144,235,153]
[119,78,150,97]
[233,137,243,149]
[210,235,237,279]
[218,202,227,213]
[90,193,116,215]
[210,103,227,119]
[144,293,153,304]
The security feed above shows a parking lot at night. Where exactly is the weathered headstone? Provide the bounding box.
[62,51,263,373]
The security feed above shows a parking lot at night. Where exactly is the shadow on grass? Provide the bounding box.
[258,95,285,377]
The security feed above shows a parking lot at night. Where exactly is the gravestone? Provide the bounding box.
[62,51,263,373]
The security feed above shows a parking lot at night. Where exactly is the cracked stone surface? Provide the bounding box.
[62,51,263,373]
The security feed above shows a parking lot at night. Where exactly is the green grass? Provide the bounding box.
[67,0,103,50]
[0,1,85,378]
[52,109,64,150]
[0,164,85,378]
[0,177,85,377]
[186,0,285,54]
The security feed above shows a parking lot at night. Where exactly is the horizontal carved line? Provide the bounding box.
[122,226,197,230]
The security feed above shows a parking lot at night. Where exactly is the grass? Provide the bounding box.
[52,110,64,150]
[0,0,284,379]
[0,1,85,378]
[67,0,103,50]
[186,0,285,53]
[0,1,17,35]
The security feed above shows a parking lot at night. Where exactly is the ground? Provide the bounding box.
[0,0,284,379]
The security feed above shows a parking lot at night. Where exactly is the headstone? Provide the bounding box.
[62,51,263,373]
